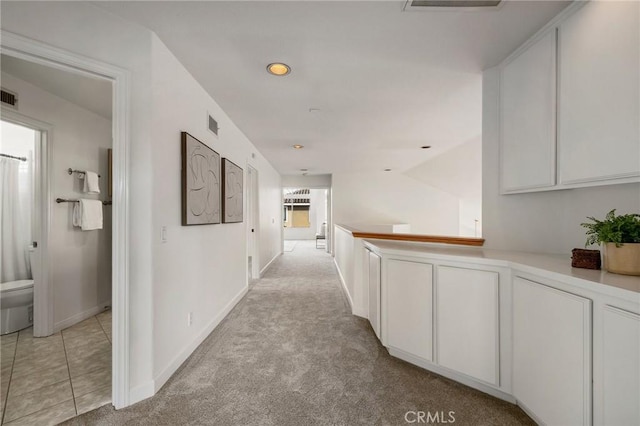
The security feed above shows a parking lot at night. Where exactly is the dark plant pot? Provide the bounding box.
[603,243,640,276]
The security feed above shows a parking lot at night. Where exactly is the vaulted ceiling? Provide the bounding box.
[98,1,570,175]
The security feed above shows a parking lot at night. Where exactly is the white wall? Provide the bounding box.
[1,72,113,329]
[405,139,482,237]
[1,1,282,403]
[150,35,282,389]
[282,174,331,188]
[482,67,640,255]
[334,226,355,309]
[258,167,283,275]
[284,189,327,240]
[332,171,460,236]
[333,226,368,318]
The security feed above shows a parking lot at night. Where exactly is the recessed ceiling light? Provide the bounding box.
[421,145,432,149]
[292,144,304,149]
[267,63,291,76]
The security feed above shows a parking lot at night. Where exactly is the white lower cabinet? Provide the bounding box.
[602,306,640,425]
[513,276,592,426]
[385,259,433,361]
[368,251,381,340]
[365,241,639,423]
[436,266,499,386]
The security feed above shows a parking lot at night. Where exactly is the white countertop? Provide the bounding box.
[363,239,640,301]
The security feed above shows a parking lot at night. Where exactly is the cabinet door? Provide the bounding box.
[558,1,640,185]
[513,277,592,426]
[436,266,499,385]
[500,30,557,193]
[602,306,640,425]
[368,251,381,340]
[386,259,433,361]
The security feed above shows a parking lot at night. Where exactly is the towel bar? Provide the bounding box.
[56,198,112,205]
[68,168,100,178]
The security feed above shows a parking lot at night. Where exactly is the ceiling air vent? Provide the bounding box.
[1,88,18,109]
[403,0,502,11]
[208,113,219,137]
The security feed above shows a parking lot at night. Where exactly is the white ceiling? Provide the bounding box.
[98,0,569,175]
[1,54,112,120]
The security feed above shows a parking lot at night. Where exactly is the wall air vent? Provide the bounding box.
[1,88,18,109]
[403,0,502,11]
[208,113,219,137]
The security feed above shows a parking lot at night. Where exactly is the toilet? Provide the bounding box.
[0,247,35,335]
[0,280,34,334]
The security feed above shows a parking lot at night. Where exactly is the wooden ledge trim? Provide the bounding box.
[351,231,485,246]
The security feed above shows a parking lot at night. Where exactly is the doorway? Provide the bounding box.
[0,118,46,336]
[0,53,115,422]
[283,188,329,253]
[247,165,259,280]
[2,30,130,411]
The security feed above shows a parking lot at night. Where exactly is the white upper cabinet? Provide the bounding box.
[500,30,557,193]
[558,1,640,185]
[499,1,640,194]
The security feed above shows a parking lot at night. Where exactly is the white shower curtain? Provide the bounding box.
[0,157,32,282]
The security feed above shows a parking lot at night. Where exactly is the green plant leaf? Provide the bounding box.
[581,209,640,247]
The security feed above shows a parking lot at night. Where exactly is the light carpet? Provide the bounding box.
[63,241,533,425]
[283,240,298,252]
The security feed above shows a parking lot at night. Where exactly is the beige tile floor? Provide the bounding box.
[0,310,112,425]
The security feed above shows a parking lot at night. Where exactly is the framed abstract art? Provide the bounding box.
[181,132,220,225]
[222,158,243,223]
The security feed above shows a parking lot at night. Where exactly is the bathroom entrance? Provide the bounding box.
[0,49,118,422]
[0,121,39,335]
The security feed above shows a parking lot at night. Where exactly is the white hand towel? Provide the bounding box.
[83,171,100,194]
[72,201,82,228]
[73,199,103,231]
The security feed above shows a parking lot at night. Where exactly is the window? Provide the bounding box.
[283,188,311,228]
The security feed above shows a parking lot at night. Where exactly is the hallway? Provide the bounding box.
[65,241,532,425]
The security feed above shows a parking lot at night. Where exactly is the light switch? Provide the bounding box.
[161,226,168,243]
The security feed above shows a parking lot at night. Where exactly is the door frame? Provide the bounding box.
[246,165,260,280]
[1,30,131,409]
[0,111,53,338]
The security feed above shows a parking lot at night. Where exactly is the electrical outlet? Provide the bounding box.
[161,226,168,243]
[187,312,193,326]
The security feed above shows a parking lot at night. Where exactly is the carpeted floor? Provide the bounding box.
[283,240,298,252]
[63,241,534,425]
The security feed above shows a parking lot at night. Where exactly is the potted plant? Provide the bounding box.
[581,209,640,275]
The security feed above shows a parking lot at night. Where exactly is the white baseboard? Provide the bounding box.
[153,285,249,394]
[352,306,368,319]
[333,258,354,311]
[260,252,281,277]
[129,381,154,406]
[387,347,516,404]
[54,301,111,332]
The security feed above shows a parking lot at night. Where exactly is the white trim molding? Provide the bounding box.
[54,303,112,333]
[1,30,132,409]
[0,109,54,338]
